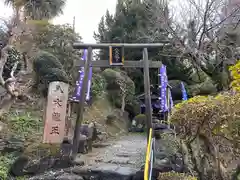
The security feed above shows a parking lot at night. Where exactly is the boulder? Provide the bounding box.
[29,171,84,180]
[78,134,87,154]
[2,137,24,153]
[106,114,116,124]
[0,138,6,151]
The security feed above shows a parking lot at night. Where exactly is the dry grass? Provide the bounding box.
[68,95,128,139]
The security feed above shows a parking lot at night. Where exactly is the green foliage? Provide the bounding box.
[102,68,135,107]
[7,0,67,20]
[32,50,69,96]
[94,1,194,95]
[0,111,43,179]
[0,153,16,179]
[160,134,180,156]
[91,73,106,98]
[187,77,217,96]
[34,23,82,75]
[169,62,240,178]
[24,142,60,159]
[3,47,22,80]
[229,60,240,92]
[94,1,168,94]
[158,172,197,180]
[33,51,63,73]
[1,112,43,139]
[0,154,27,179]
[102,69,118,82]
[133,114,146,126]
[171,94,240,177]
[42,68,69,84]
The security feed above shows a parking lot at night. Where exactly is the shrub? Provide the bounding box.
[32,51,69,97]
[91,73,106,98]
[102,69,135,107]
[0,112,43,178]
[33,51,63,74]
[165,60,240,179]
[1,112,43,139]
[0,153,16,179]
[170,93,240,179]
[133,114,146,126]
[3,47,22,80]
[229,60,240,92]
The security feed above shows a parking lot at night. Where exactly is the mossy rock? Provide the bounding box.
[133,114,146,126]
[106,114,117,124]
[102,69,135,106]
[102,69,118,82]
[158,172,197,180]
[91,73,107,98]
[24,142,60,159]
[187,77,217,96]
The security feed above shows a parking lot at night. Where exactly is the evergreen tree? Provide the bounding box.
[94,0,194,94]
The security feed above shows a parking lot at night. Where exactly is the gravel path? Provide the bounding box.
[71,133,147,177]
[29,134,148,180]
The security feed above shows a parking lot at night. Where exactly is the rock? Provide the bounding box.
[132,170,144,180]
[168,80,183,101]
[96,132,108,141]
[57,173,84,180]
[155,151,168,160]
[78,134,87,153]
[9,154,77,177]
[29,170,84,180]
[130,127,144,133]
[92,143,110,148]
[29,171,56,180]
[3,137,24,153]
[0,138,6,151]
[8,155,30,177]
[153,163,172,173]
[25,156,56,175]
[71,164,138,180]
[170,153,184,173]
[106,114,116,124]
[0,121,6,133]
[60,138,72,156]
[53,156,76,169]
[78,122,98,152]
[188,77,217,96]
[94,122,105,133]
[155,158,171,167]
[73,159,85,166]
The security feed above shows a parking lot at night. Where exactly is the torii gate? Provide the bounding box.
[71,42,169,156]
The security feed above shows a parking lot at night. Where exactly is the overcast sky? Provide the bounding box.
[0,0,181,43]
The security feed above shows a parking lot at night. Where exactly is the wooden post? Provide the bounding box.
[72,47,92,157]
[143,48,153,139]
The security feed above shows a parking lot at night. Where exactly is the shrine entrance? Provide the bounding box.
[70,42,169,157]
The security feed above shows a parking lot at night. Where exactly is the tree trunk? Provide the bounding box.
[121,93,126,116]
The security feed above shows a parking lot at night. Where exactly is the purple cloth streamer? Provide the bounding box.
[70,49,92,102]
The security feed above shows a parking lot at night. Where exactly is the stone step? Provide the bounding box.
[70,164,139,180]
